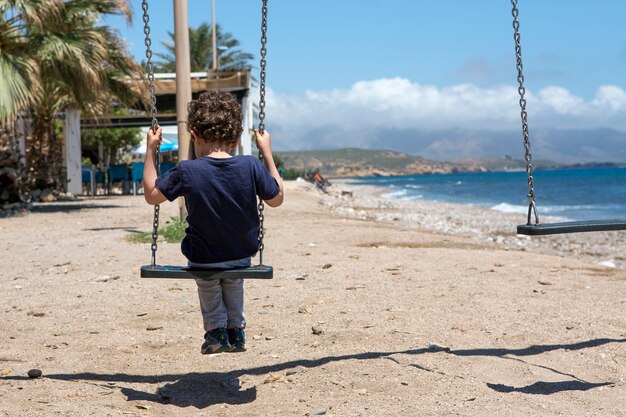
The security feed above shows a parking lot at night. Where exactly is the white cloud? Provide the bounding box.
[536,86,585,115]
[261,78,626,151]
[592,85,626,111]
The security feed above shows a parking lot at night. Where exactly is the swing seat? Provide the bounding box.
[141,264,273,279]
[517,219,626,236]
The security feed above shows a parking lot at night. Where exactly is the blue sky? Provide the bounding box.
[110,1,626,161]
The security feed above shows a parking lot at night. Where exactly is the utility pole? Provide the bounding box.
[173,0,192,218]
[212,0,217,70]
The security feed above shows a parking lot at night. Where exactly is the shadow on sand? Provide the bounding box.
[3,337,622,408]
[487,380,612,395]
[31,202,122,213]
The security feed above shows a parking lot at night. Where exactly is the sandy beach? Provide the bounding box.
[1,180,625,417]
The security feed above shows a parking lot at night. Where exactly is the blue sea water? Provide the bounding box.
[352,167,626,221]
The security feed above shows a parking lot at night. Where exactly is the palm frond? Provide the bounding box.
[153,23,254,73]
[0,0,60,28]
[0,53,39,122]
[61,0,132,24]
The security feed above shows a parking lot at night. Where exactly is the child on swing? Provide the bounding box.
[143,91,284,353]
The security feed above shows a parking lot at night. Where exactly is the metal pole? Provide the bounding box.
[173,0,192,218]
[212,0,217,70]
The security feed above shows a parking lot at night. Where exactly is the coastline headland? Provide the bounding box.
[277,148,626,178]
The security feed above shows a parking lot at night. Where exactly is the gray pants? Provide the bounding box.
[189,258,249,331]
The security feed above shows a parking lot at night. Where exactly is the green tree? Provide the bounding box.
[155,23,253,72]
[272,153,284,169]
[0,0,147,194]
[81,110,141,166]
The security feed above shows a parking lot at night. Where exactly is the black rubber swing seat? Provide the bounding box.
[517,219,626,236]
[140,264,273,279]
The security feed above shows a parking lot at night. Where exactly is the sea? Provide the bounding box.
[351,167,626,222]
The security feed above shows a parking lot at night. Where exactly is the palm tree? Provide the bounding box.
[0,0,43,205]
[155,23,253,72]
[0,0,147,195]
[0,0,42,122]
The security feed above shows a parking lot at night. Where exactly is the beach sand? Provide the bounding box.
[0,180,624,416]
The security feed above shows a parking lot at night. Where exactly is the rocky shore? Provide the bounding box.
[322,179,626,269]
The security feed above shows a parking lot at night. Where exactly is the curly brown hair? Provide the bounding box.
[187,91,243,145]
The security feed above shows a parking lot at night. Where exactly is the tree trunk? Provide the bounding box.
[25,114,65,198]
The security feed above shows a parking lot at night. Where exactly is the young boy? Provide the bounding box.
[143,91,284,354]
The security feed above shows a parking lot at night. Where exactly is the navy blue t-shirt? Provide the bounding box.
[155,155,280,263]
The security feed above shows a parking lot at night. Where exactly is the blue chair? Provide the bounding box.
[82,165,107,195]
[82,165,95,195]
[130,162,144,195]
[82,166,92,183]
[160,161,176,174]
[108,163,130,194]
[95,171,106,189]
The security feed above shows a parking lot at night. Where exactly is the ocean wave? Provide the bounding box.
[380,189,423,201]
[381,189,408,199]
[539,204,600,213]
[350,169,626,221]
[490,202,604,214]
[398,194,423,201]
[490,202,598,221]
[490,203,527,214]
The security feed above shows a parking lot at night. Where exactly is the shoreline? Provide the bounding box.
[321,178,626,269]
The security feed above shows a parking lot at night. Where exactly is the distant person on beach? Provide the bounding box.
[143,91,284,354]
[304,169,330,192]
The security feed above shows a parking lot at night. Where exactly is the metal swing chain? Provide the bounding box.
[511,0,539,225]
[142,0,161,265]
[257,0,268,265]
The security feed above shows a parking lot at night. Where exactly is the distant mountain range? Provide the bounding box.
[351,128,626,165]
[275,148,626,178]
[274,126,626,177]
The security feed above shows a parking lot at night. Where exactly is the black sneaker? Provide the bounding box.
[228,328,246,352]
[201,328,232,354]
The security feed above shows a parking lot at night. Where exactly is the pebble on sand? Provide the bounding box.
[311,326,324,335]
[27,369,42,378]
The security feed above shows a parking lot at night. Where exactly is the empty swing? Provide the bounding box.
[140,0,273,279]
[510,0,626,236]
